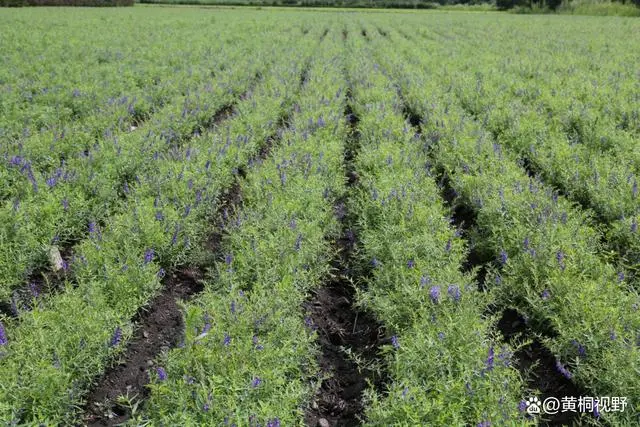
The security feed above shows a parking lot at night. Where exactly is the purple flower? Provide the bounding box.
[556,251,565,270]
[9,155,23,166]
[371,258,380,268]
[251,377,262,388]
[445,239,452,252]
[541,289,550,300]
[555,360,572,379]
[202,320,211,334]
[448,285,461,302]
[477,421,491,427]
[0,321,7,346]
[498,347,512,367]
[155,211,164,221]
[632,180,638,198]
[184,205,191,217]
[420,275,430,288]
[391,335,400,349]
[294,234,302,251]
[157,268,166,279]
[88,221,97,234]
[572,340,586,357]
[618,272,625,282]
[230,300,236,314]
[225,254,233,265]
[523,237,530,249]
[304,316,316,330]
[46,177,57,188]
[203,403,210,412]
[223,333,231,347]
[486,346,495,371]
[632,218,637,233]
[317,116,326,127]
[401,387,409,398]
[144,248,155,265]
[110,327,122,347]
[407,259,415,269]
[253,335,264,351]
[25,164,38,192]
[518,400,527,412]
[610,330,617,341]
[438,332,445,340]
[156,367,167,381]
[495,275,502,285]
[429,286,440,303]
[499,249,508,266]
[266,418,280,427]
[62,198,69,211]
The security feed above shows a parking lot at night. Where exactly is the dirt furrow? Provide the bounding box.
[82,65,308,426]
[304,91,386,427]
[83,183,239,427]
[400,97,584,427]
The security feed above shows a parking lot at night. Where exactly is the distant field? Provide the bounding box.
[0,7,639,426]
[135,0,451,9]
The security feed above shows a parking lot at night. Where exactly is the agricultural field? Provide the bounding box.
[0,6,639,426]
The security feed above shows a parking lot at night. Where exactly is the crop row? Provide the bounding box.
[400,18,640,280]
[138,30,348,425]
[367,25,639,424]
[441,41,640,279]
[407,16,640,141]
[0,25,320,424]
[0,10,285,142]
[0,22,299,304]
[343,24,530,425]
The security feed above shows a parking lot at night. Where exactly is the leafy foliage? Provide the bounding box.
[0,8,638,426]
